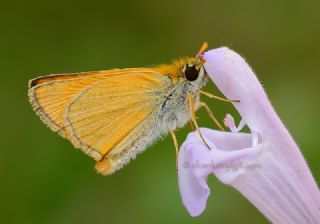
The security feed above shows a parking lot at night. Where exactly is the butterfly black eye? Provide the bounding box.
[185,65,199,81]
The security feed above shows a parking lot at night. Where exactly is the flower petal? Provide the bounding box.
[178,129,263,217]
[203,48,320,217]
[178,141,210,217]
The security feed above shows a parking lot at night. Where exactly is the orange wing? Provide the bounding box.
[28,69,170,161]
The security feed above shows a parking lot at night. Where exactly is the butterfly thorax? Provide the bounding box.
[153,57,208,132]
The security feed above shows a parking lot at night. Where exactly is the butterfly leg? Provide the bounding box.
[170,131,179,170]
[188,92,210,149]
[188,120,195,131]
[200,90,240,103]
[198,102,225,131]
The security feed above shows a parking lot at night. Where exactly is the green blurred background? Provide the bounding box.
[1,0,319,223]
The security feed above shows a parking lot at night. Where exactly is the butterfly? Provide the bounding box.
[28,42,236,175]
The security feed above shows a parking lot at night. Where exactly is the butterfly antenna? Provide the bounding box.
[197,41,208,56]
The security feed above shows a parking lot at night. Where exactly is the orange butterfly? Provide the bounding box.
[28,42,235,175]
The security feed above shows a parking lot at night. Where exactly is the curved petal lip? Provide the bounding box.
[178,129,263,216]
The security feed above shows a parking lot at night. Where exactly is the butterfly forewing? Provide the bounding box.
[29,69,169,161]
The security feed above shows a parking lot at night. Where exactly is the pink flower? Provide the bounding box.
[178,47,320,223]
